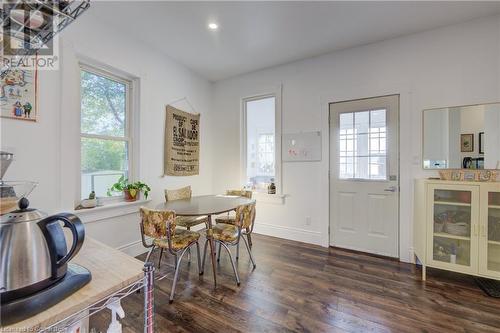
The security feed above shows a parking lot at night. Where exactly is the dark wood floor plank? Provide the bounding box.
[89,234,500,332]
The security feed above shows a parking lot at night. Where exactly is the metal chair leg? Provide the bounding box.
[195,242,202,275]
[236,242,239,260]
[246,232,253,248]
[170,247,189,303]
[242,236,256,269]
[200,239,208,275]
[217,242,222,262]
[174,254,178,270]
[144,245,156,264]
[220,242,240,286]
[187,227,191,262]
[158,248,164,269]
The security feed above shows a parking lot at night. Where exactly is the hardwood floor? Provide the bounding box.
[90,234,500,332]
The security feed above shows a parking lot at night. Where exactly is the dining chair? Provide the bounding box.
[165,186,208,230]
[139,207,202,303]
[165,186,208,261]
[215,189,253,259]
[201,202,256,286]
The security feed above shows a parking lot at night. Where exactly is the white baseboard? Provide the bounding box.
[253,222,324,247]
[115,223,325,258]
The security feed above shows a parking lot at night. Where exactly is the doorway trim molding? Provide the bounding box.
[319,88,413,262]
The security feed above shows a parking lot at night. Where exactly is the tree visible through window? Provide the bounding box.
[80,67,131,199]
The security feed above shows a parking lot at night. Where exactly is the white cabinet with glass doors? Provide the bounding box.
[414,179,500,281]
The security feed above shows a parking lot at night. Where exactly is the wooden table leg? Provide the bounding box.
[207,214,217,287]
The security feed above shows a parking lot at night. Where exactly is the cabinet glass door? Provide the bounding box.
[429,185,478,273]
[480,189,500,277]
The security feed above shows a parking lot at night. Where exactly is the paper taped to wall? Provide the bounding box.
[283,131,321,162]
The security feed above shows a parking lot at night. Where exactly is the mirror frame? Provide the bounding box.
[422,101,500,170]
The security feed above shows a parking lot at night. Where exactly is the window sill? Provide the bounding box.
[252,192,286,205]
[71,199,151,224]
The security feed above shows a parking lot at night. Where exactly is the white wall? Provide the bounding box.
[212,15,500,262]
[0,10,214,256]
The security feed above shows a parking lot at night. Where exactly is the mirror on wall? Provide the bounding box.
[422,103,500,170]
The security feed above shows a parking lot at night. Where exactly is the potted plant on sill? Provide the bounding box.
[107,176,151,202]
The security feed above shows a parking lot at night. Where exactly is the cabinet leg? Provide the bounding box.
[422,265,426,282]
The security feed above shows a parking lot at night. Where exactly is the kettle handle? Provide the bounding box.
[38,213,85,275]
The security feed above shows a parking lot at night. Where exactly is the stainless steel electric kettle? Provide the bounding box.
[0,192,85,303]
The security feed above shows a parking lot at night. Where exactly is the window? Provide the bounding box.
[257,133,275,175]
[339,109,387,180]
[244,96,277,192]
[80,65,131,199]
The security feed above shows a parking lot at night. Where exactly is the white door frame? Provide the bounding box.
[327,94,401,258]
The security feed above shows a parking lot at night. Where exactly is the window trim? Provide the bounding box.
[241,86,282,195]
[78,62,134,202]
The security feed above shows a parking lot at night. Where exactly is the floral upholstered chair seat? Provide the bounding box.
[215,190,252,226]
[202,202,257,287]
[176,215,208,228]
[154,228,201,251]
[164,186,192,201]
[165,186,208,229]
[214,214,237,225]
[210,223,239,243]
[139,206,203,303]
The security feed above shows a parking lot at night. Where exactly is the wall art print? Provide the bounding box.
[0,68,38,121]
[164,105,200,176]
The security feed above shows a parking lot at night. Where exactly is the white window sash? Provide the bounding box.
[241,86,282,194]
[79,63,133,201]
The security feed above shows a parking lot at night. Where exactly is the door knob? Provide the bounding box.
[384,186,397,192]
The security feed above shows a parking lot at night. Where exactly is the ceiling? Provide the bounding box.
[89,1,500,82]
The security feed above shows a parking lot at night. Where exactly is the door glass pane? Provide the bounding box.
[434,189,471,204]
[433,189,472,266]
[487,192,500,272]
[81,137,129,198]
[338,109,387,180]
[433,237,471,266]
[354,111,369,134]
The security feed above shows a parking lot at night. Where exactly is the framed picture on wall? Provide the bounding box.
[479,132,484,154]
[0,68,38,122]
[461,134,474,152]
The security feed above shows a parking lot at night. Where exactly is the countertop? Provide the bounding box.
[1,237,145,331]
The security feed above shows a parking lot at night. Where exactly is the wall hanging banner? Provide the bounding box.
[164,105,200,176]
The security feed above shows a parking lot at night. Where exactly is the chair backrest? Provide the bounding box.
[139,207,176,239]
[165,186,192,201]
[226,189,252,199]
[235,202,256,229]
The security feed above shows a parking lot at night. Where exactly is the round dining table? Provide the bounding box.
[155,195,255,287]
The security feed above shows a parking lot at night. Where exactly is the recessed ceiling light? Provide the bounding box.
[208,23,219,31]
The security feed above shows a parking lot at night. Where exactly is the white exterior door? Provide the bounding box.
[329,95,399,257]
